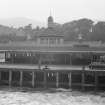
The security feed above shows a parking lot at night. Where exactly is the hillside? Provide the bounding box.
[0,17,44,28]
[0,18,105,42]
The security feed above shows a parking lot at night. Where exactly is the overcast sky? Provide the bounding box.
[0,0,105,23]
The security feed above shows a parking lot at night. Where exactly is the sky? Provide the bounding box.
[0,0,105,23]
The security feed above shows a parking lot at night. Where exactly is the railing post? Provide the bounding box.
[56,72,59,88]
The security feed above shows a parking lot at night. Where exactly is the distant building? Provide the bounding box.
[47,15,61,28]
[37,28,64,45]
[48,16,54,28]
[37,15,64,45]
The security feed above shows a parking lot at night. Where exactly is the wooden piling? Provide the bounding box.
[0,71,1,81]
[44,71,46,88]
[68,72,72,89]
[20,71,23,87]
[82,71,85,91]
[56,72,59,88]
[95,71,98,91]
[9,70,12,87]
[32,71,35,88]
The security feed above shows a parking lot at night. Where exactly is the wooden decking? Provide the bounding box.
[0,64,105,71]
[0,64,84,70]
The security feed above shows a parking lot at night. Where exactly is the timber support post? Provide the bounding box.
[95,71,98,92]
[20,71,23,87]
[0,71,1,81]
[9,70,12,87]
[82,70,85,91]
[32,71,35,88]
[44,71,46,88]
[68,72,72,89]
[56,72,59,88]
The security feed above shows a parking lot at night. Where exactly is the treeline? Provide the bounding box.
[0,19,105,43]
[62,18,105,42]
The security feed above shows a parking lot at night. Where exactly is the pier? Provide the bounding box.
[0,64,105,91]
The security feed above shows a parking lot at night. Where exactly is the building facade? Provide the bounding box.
[37,15,64,45]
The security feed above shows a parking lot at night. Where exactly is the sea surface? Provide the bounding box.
[0,88,105,105]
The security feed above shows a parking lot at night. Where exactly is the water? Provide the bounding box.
[0,88,105,105]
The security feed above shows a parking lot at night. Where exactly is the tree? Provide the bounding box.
[62,18,94,41]
[90,22,105,42]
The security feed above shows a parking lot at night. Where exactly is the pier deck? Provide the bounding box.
[0,64,85,70]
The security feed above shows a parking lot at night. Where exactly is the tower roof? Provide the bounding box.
[48,16,53,22]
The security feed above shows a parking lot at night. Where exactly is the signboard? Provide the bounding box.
[0,52,5,62]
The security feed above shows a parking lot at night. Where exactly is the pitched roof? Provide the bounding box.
[38,27,64,37]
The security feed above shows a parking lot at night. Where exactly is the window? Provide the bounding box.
[49,38,55,44]
[57,38,61,44]
[40,38,45,44]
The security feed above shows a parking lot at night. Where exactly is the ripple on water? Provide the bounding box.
[0,90,104,105]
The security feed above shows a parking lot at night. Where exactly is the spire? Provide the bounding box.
[48,9,54,28]
[48,9,53,23]
[50,9,52,16]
